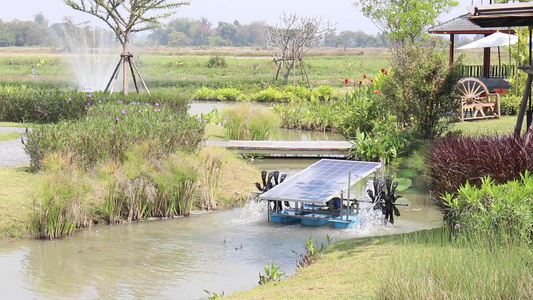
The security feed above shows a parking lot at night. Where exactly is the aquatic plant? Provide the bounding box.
[221,104,280,140]
[293,236,332,269]
[198,146,228,210]
[204,290,225,299]
[29,169,94,239]
[258,260,286,285]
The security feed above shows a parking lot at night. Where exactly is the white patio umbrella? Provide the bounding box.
[458,32,518,79]
[458,32,518,50]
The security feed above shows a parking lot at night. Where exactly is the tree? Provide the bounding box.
[263,13,334,86]
[381,40,463,140]
[63,0,190,94]
[353,0,458,47]
[0,20,16,47]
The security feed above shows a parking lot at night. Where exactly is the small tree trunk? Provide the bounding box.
[122,39,130,95]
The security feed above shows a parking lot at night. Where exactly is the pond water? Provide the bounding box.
[189,101,343,141]
[0,158,441,299]
[0,103,442,299]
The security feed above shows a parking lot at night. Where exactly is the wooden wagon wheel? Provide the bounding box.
[457,77,489,105]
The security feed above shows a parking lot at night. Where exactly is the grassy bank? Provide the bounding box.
[228,228,533,299]
[0,166,38,239]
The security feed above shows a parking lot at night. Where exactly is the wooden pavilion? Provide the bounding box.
[428,14,515,93]
[465,2,533,136]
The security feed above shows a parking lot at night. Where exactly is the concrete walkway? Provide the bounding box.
[0,127,30,168]
[204,140,352,157]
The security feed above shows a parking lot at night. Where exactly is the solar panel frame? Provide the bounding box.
[259,159,382,204]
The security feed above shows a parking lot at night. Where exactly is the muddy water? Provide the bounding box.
[0,158,441,299]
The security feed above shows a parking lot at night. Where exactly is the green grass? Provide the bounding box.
[0,47,391,92]
[0,166,37,239]
[228,236,392,299]
[0,132,19,141]
[228,228,533,299]
[0,122,36,127]
[450,115,524,136]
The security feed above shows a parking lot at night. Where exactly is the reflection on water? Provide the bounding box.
[0,158,442,299]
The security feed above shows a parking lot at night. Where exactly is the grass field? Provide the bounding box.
[0,47,391,92]
[451,115,524,136]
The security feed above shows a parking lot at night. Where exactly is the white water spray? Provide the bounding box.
[56,23,120,91]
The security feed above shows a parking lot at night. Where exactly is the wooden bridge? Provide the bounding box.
[204,140,352,158]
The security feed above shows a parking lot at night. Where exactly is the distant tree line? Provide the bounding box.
[0,13,389,48]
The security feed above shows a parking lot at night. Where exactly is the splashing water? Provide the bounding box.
[233,197,268,224]
[55,24,120,91]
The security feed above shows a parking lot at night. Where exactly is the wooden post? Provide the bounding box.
[449,33,455,66]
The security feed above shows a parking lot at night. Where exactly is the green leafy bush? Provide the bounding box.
[315,85,335,101]
[348,120,417,165]
[0,85,87,123]
[250,87,290,102]
[442,173,533,242]
[25,98,204,170]
[206,55,227,68]
[0,86,192,123]
[500,95,521,115]
[194,87,215,100]
[381,40,463,139]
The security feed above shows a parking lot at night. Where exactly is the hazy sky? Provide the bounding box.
[0,0,477,35]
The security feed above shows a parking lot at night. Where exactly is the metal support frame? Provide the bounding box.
[104,53,150,94]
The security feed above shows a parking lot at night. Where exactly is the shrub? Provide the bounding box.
[206,55,227,68]
[338,83,386,138]
[221,103,280,140]
[427,134,533,208]
[284,85,314,100]
[381,40,463,140]
[250,87,290,102]
[442,173,533,242]
[194,87,215,100]
[24,98,204,170]
[315,85,335,101]
[0,86,192,123]
[349,120,417,165]
[500,95,521,115]
[214,88,244,101]
[0,85,87,123]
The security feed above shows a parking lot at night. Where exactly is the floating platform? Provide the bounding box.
[260,159,383,228]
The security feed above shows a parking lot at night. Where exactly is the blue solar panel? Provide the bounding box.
[259,159,381,204]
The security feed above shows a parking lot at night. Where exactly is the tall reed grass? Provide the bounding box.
[221,104,280,140]
[30,168,94,239]
[29,144,238,238]
[378,229,533,299]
